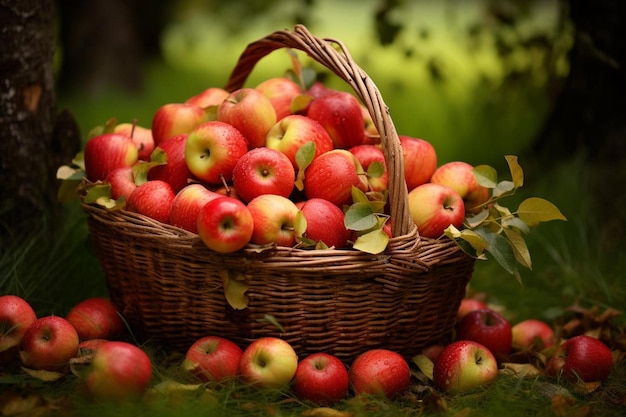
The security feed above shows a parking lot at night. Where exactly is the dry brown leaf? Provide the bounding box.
[500,362,543,378]
[302,407,355,417]
[20,367,66,382]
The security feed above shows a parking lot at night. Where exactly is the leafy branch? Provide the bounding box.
[445,155,567,283]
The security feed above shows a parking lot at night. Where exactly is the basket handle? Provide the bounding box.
[224,24,415,239]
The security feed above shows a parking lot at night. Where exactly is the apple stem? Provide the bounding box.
[219,173,232,196]
[130,118,137,138]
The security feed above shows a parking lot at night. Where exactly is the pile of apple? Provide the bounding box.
[1,293,617,405]
[78,74,489,254]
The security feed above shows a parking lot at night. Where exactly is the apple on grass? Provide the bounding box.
[433,340,499,394]
[399,136,437,191]
[239,337,298,389]
[113,122,155,161]
[148,134,194,193]
[292,352,350,405]
[297,198,350,249]
[169,184,222,234]
[255,77,303,120]
[232,147,295,203]
[407,183,465,239]
[126,180,176,224]
[247,194,300,247]
[184,121,249,185]
[349,349,411,399]
[84,133,139,182]
[303,149,369,207]
[265,114,334,169]
[306,90,365,149]
[349,144,388,192]
[82,341,153,402]
[65,297,125,341]
[105,166,137,201]
[217,87,277,149]
[19,316,79,371]
[431,161,489,214]
[197,196,254,253]
[0,295,37,355]
[511,319,555,350]
[456,308,512,358]
[545,335,614,383]
[183,335,243,383]
[151,102,209,146]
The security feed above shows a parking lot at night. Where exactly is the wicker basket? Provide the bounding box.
[82,24,475,362]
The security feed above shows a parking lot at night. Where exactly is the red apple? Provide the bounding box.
[303,149,369,207]
[183,335,243,383]
[457,298,489,322]
[217,88,277,149]
[0,295,37,354]
[65,297,124,341]
[232,147,295,203]
[83,341,152,402]
[407,183,465,239]
[104,166,137,201]
[306,81,335,99]
[399,136,437,191]
[306,91,365,149]
[265,114,334,169]
[185,87,229,109]
[292,352,350,405]
[239,337,298,389]
[456,308,512,357]
[19,316,79,371]
[349,144,388,192]
[113,122,155,161]
[298,198,350,248]
[147,134,193,193]
[151,102,208,146]
[545,335,614,382]
[247,194,300,247]
[84,133,139,182]
[433,340,498,393]
[431,161,489,214]
[169,184,222,234]
[255,77,303,120]
[184,121,249,185]
[197,196,254,253]
[126,180,176,224]
[511,319,555,350]
[349,349,411,399]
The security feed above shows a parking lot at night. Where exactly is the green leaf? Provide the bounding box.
[493,180,516,197]
[344,202,378,231]
[411,354,434,381]
[351,186,370,204]
[367,161,385,179]
[517,197,568,227]
[502,216,530,234]
[505,155,524,188]
[503,228,532,270]
[294,210,307,238]
[464,209,490,228]
[295,141,316,191]
[445,225,489,257]
[474,226,518,275]
[256,314,286,333]
[352,228,389,254]
[290,94,313,114]
[83,183,112,204]
[220,270,248,310]
[473,165,498,188]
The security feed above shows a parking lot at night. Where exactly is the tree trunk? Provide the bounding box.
[0,0,80,242]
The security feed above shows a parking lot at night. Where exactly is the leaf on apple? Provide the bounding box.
[294,141,316,191]
[411,354,435,381]
[132,148,168,186]
[473,164,498,188]
[344,202,379,231]
[352,227,389,254]
[517,197,567,227]
[367,161,385,179]
[220,270,249,310]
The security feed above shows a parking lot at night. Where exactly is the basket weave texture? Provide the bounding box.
[82,24,475,362]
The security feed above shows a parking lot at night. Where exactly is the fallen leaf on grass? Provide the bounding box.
[500,362,542,378]
[302,407,355,417]
[20,367,65,382]
[411,354,434,380]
